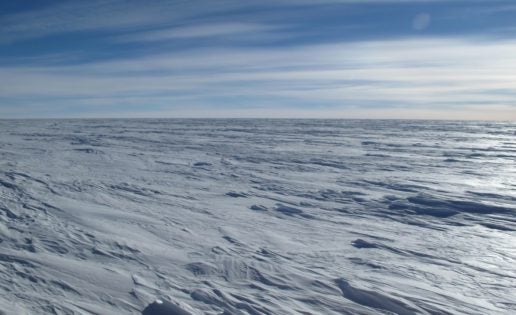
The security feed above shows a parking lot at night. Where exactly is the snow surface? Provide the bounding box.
[0,119,515,314]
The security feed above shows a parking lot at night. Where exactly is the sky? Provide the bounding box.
[0,0,515,119]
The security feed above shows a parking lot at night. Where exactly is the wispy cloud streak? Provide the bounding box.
[1,37,515,118]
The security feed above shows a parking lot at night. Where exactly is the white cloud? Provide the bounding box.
[0,0,243,43]
[113,22,280,42]
[1,36,516,119]
[0,0,474,43]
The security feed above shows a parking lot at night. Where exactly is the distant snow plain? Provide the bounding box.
[0,119,515,314]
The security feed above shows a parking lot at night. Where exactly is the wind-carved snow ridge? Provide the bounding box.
[0,119,515,314]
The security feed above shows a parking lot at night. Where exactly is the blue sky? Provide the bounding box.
[1,0,515,119]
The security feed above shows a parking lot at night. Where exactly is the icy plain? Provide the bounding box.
[0,119,515,314]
